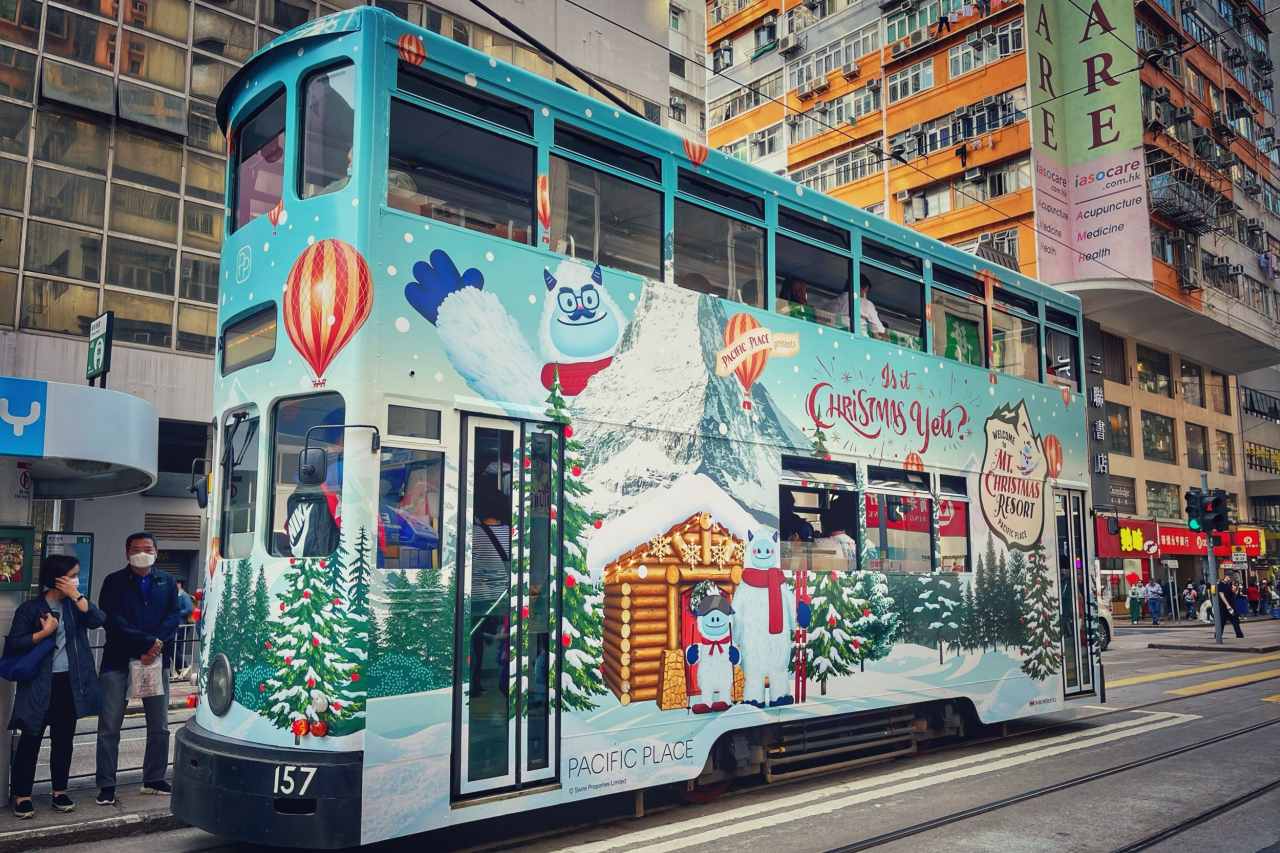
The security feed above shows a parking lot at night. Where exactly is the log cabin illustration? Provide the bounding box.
[601,511,746,709]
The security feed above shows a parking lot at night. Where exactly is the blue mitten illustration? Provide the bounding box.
[404,249,484,325]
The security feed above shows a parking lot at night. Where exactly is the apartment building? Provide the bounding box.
[706,0,1280,602]
[1239,365,1280,569]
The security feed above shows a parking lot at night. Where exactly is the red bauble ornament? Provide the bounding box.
[289,558,296,566]
[264,641,272,650]
[350,672,360,683]
[823,453,832,461]
[332,702,342,711]
[522,456,531,469]
[310,720,328,737]
[828,615,837,627]
[303,590,311,599]
[863,608,872,618]
[291,719,308,736]
[191,608,202,622]
[565,574,576,588]
[562,632,571,648]
[312,635,321,647]
[593,519,603,529]
[571,465,582,477]
[285,655,294,664]
[852,639,862,649]
[279,602,286,611]
[307,677,316,688]
[521,606,530,619]
[258,683,266,693]
[186,694,198,708]
[564,425,574,438]
[332,598,342,606]
[319,560,327,569]
[830,571,838,581]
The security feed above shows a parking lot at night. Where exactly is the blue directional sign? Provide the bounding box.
[0,376,47,458]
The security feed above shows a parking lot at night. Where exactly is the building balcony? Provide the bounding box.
[1147,173,1218,235]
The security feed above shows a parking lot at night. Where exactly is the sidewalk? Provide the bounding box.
[1132,616,1280,654]
[0,784,182,853]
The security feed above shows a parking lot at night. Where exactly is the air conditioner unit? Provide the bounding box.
[892,41,906,57]
[1245,181,1262,196]
[1247,217,1265,231]
[895,189,912,202]
[798,79,818,99]
[719,39,731,50]
[842,62,860,79]
[1173,105,1194,122]
[982,95,997,106]
[812,75,830,93]
[763,13,778,26]
[964,167,983,181]
[1259,126,1276,142]
[1229,264,1246,276]
[1209,254,1230,270]
[983,26,997,43]
[814,100,830,114]
[953,105,968,118]
[1257,57,1275,74]
[866,77,881,91]
[778,34,802,55]
[909,28,927,45]
[786,113,802,126]
[896,0,914,14]
[669,95,685,109]
[1153,87,1171,102]
[1181,268,1201,291]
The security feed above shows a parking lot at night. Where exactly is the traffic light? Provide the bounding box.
[1185,487,1204,531]
[1202,488,1232,532]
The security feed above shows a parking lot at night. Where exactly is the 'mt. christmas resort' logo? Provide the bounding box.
[979,401,1048,550]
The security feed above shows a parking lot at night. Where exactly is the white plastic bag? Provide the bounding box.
[128,656,164,700]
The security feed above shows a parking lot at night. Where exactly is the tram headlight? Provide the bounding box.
[207,653,234,717]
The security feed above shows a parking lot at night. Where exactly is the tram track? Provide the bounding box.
[1110,776,1280,852]
[820,716,1280,853]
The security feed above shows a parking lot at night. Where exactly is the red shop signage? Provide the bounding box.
[1095,518,1159,559]
[1157,527,1261,557]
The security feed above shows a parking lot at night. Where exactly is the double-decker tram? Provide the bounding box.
[175,7,1102,847]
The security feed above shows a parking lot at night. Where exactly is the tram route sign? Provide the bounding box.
[86,311,114,385]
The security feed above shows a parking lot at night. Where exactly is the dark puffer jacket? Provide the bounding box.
[5,596,105,732]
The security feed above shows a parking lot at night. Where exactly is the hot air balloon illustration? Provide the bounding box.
[683,138,708,167]
[1060,385,1073,407]
[1043,434,1063,479]
[536,174,551,232]
[397,33,426,65]
[283,239,372,386]
[267,199,286,235]
[724,312,768,410]
[904,451,925,472]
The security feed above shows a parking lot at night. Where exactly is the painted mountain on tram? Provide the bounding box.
[570,282,809,524]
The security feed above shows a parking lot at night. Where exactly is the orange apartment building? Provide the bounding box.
[706,0,1280,601]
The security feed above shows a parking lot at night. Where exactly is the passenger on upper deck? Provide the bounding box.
[860,276,888,341]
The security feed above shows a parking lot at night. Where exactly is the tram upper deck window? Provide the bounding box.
[219,407,260,560]
[859,265,924,351]
[775,233,851,330]
[387,98,534,244]
[1045,327,1080,391]
[231,89,285,232]
[931,289,984,367]
[270,392,345,557]
[992,307,1039,381]
[674,199,765,307]
[300,62,355,198]
[549,154,662,280]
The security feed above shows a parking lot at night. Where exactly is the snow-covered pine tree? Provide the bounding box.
[250,564,271,663]
[231,557,254,669]
[957,580,981,654]
[848,570,899,669]
[923,575,959,664]
[333,526,373,728]
[801,565,860,693]
[1004,548,1028,649]
[544,369,606,711]
[201,561,238,691]
[260,555,355,736]
[1019,546,1063,680]
[414,559,453,687]
[976,537,1001,651]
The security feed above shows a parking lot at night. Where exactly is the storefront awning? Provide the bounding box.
[1095,517,1264,559]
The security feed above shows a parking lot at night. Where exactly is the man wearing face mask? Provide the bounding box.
[95,532,180,806]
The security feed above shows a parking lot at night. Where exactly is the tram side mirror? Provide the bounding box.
[298,447,328,486]
[189,458,210,509]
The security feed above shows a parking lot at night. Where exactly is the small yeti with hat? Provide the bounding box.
[684,586,739,714]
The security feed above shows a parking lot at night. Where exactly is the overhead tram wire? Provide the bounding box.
[563,0,1280,284]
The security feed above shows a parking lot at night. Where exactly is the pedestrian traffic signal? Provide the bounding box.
[1185,487,1204,531]
[1202,488,1232,533]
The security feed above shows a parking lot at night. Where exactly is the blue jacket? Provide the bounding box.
[99,567,182,673]
[5,596,105,732]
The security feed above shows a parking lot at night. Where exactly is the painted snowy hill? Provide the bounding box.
[571,282,809,523]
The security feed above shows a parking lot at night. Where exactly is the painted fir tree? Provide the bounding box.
[333,527,373,728]
[1019,546,1063,680]
[957,580,981,654]
[231,557,255,667]
[801,566,861,693]
[1002,548,1028,648]
[545,369,606,711]
[249,565,271,664]
[261,554,355,736]
[915,575,960,664]
[848,570,899,670]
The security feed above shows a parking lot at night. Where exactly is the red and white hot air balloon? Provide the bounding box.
[683,138,709,168]
[267,199,286,235]
[904,451,925,472]
[724,312,768,410]
[397,33,427,66]
[283,239,372,386]
[1043,434,1063,479]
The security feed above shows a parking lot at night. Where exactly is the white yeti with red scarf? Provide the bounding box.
[733,525,811,707]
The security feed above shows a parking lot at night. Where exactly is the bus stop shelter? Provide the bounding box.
[0,374,158,799]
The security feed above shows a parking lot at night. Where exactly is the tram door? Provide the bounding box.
[454,416,559,797]
[1054,490,1094,697]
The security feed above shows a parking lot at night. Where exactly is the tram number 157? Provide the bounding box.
[272,765,317,797]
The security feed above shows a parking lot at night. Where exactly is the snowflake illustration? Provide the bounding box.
[678,540,702,567]
[645,535,672,560]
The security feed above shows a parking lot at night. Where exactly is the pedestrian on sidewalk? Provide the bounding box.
[5,555,104,819]
[1216,574,1245,639]
[1182,583,1198,621]
[1127,582,1143,624]
[95,532,180,806]
[1246,581,1261,616]
[1145,578,1163,625]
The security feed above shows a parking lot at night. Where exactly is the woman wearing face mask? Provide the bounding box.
[6,555,104,818]
[93,532,181,806]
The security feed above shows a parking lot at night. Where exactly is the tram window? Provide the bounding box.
[387,404,441,440]
[300,62,355,198]
[780,483,858,576]
[1045,305,1077,330]
[677,169,765,219]
[865,491,932,574]
[1045,327,1080,391]
[554,123,661,182]
[673,199,765,307]
[778,207,850,251]
[775,234,851,330]
[937,475,971,573]
[859,265,924,351]
[219,407,260,560]
[933,265,984,299]
[231,89,285,232]
[991,308,1039,381]
[993,286,1037,317]
[387,99,535,245]
[397,64,533,135]
[549,154,662,280]
[931,289,985,367]
[378,447,444,570]
[270,392,345,557]
[862,238,923,276]
[221,303,276,375]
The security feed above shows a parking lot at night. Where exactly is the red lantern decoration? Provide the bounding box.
[521,605,530,619]
[549,506,557,520]
[264,641,271,650]
[396,33,427,65]
[291,719,309,737]
[830,571,838,581]
[522,456,531,469]
[332,598,342,606]
[1043,434,1064,479]
[332,702,342,711]
[319,560,327,569]
[282,239,372,385]
[683,138,709,167]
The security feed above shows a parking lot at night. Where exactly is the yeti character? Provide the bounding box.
[685,593,738,714]
[733,526,811,708]
[537,262,624,395]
